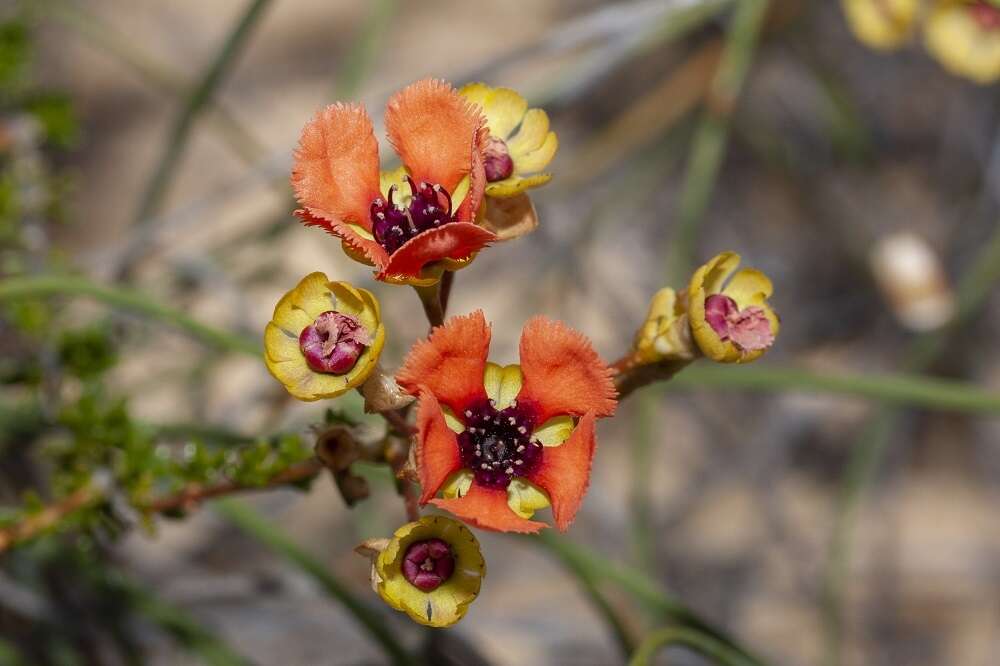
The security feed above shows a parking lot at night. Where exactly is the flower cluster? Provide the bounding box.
[263,78,779,628]
[842,0,1000,84]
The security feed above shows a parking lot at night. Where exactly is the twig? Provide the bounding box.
[0,482,106,553]
[141,458,324,514]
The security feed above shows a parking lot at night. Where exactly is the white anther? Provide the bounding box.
[505,467,514,474]
[518,426,527,434]
[480,463,489,470]
[508,417,516,425]
[515,459,523,465]
[465,410,472,417]
[516,445,525,452]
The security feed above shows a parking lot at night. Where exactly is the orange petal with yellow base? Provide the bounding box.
[295,209,388,269]
[517,317,617,423]
[386,78,485,196]
[378,222,496,281]
[528,412,596,532]
[430,483,546,533]
[415,392,463,504]
[291,103,381,232]
[396,310,491,414]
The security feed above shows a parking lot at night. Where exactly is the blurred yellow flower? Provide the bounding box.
[460,83,558,198]
[264,272,385,401]
[925,0,1000,84]
[841,0,920,50]
[633,287,696,364]
[688,252,779,364]
[373,516,485,628]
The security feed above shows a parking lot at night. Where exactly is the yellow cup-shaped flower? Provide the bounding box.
[633,287,696,364]
[688,252,779,364]
[925,0,1000,84]
[375,516,485,628]
[460,83,558,198]
[264,273,385,401]
[841,0,920,50]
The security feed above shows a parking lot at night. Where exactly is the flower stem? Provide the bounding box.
[413,282,445,328]
[629,626,758,666]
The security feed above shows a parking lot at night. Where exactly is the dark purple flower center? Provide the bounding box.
[457,398,543,490]
[402,538,455,592]
[483,136,514,182]
[370,176,455,255]
[971,1,1000,30]
[299,311,370,374]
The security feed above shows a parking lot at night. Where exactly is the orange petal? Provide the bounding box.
[396,310,491,414]
[454,131,487,222]
[430,483,546,533]
[385,78,485,195]
[378,222,495,281]
[517,317,618,423]
[529,412,596,532]
[292,103,382,232]
[415,392,462,504]
[294,209,389,270]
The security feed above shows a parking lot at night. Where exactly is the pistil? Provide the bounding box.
[299,311,370,374]
[402,538,455,591]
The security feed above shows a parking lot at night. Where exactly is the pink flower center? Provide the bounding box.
[971,1,1000,30]
[402,538,455,592]
[370,176,455,255]
[298,311,370,374]
[483,136,514,182]
[704,294,774,353]
[458,398,543,490]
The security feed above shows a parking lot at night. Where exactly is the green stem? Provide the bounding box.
[413,282,445,328]
[822,219,1000,666]
[129,0,273,233]
[534,532,770,666]
[630,394,657,573]
[333,0,397,98]
[0,275,259,357]
[629,626,757,666]
[669,363,1000,415]
[668,0,770,284]
[214,499,418,666]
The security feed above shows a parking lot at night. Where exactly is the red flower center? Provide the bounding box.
[483,136,514,182]
[457,399,544,490]
[299,311,370,374]
[704,294,774,353]
[971,1,1000,30]
[402,538,455,591]
[370,176,455,255]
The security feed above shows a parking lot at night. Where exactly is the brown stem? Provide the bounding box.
[613,358,693,401]
[0,483,105,554]
[142,457,324,514]
[381,407,416,436]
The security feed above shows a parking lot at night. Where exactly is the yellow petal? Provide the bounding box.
[441,470,473,498]
[533,415,574,447]
[925,3,1000,85]
[841,0,918,51]
[440,407,466,434]
[723,268,774,308]
[479,193,538,240]
[698,251,742,296]
[506,477,550,519]
[264,322,300,363]
[482,362,523,410]
[460,82,527,140]
[513,131,558,175]
[484,173,552,198]
[380,165,410,196]
[506,108,551,156]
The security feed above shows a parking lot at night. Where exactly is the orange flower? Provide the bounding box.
[292,79,496,285]
[397,311,617,533]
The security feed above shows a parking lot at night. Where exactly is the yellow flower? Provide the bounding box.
[264,273,385,401]
[841,0,920,50]
[925,0,1000,84]
[688,252,779,364]
[373,516,485,628]
[633,287,696,364]
[460,83,558,199]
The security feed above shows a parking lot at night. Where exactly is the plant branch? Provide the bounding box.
[0,481,106,553]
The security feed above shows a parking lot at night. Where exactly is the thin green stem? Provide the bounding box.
[0,275,259,357]
[413,282,445,328]
[630,394,657,573]
[668,0,770,284]
[534,532,770,666]
[822,219,1000,666]
[629,626,757,666]
[333,0,397,99]
[214,499,418,666]
[129,0,273,233]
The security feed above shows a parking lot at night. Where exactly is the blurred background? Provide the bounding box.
[1,0,999,664]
